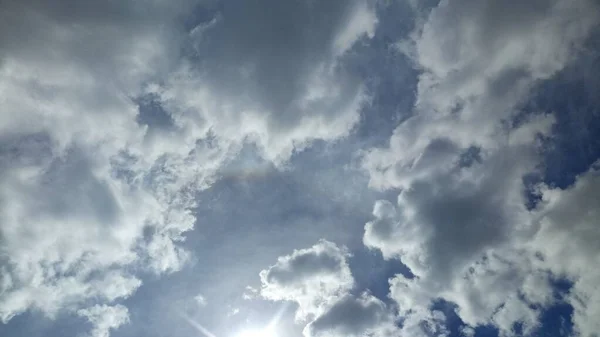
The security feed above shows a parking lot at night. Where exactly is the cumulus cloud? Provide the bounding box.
[259,240,353,319]
[3,0,599,336]
[0,4,192,331]
[0,37,200,328]
[364,140,547,283]
[0,0,377,335]
[259,241,397,337]
[362,0,600,335]
[531,162,600,337]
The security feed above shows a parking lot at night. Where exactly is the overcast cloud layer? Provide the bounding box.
[1,1,600,337]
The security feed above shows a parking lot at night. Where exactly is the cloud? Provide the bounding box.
[0,0,378,335]
[259,240,353,320]
[364,139,546,282]
[259,240,398,337]
[154,0,377,163]
[531,162,600,337]
[77,304,130,337]
[303,293,395,337]
[361,0,600,335]
[3,0,599,337]
[0,146,157,322]
[195,294,208,307]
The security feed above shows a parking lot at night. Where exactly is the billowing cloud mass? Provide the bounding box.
[0,0,376,335]
[153,0,377,163]
[362,0,600,336]
[0,0,195,330]
[532,163,600,337]
[260,240,354,320]
[303,294,395,337]
[259,241,396,337]
[2,0,600,337]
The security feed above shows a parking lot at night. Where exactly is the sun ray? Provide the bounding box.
[178,311,218,337]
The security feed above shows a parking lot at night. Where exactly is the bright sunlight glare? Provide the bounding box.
[235,326,276,337]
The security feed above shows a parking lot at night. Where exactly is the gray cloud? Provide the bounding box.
[259,241,399,337]
[304,293,395,337]
[365,142,543,281]
[260,240,353,320]
[530,162,600,337]
[0,0,378,335]
[2,0,600,336]
[155,0,377,162]
[362,0,600,335]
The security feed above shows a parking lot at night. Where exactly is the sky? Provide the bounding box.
[1,1,600,337]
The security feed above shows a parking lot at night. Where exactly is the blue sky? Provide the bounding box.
[1,1,600,337]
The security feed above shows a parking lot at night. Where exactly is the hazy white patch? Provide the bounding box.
[77,305,130,337]
[195,294,208,307]
[243,286,260,301]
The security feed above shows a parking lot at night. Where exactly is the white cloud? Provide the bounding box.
[259,241,398,337]
[365,142,543,280]
[3,0,599,337]
[362,0,600,335]
[0,0,378,335]
[461,325,475,337]
[531,162,600,337]
[228,307,240,317]
[333,2,378,55]
[77,304,130,337]
[153,0,377,163]
[195,294,208,307]
[0,147,158,321]
[259,240,353,320]
[303,293,395,337]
